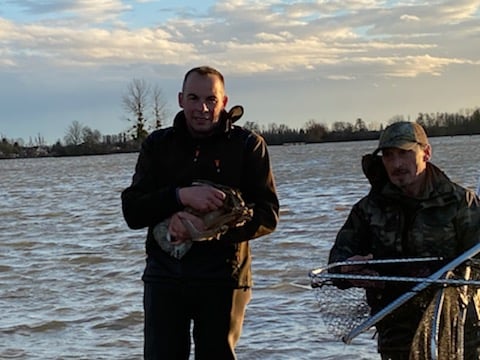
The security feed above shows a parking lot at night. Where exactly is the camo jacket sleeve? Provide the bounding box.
[328,196,373,264]
[455,188,480,251]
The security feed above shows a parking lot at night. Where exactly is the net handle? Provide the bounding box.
[310,272,480,288]
[343,242,480,344]
[309,257,442,277]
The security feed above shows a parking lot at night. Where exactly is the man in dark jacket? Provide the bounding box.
[328,122,480,359]
[122,66,279,359]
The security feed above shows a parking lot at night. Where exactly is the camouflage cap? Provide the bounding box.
[374,121,428,154]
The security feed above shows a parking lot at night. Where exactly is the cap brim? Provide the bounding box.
[374,141,418,154]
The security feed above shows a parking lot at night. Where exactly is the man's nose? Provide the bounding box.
[391,154,403,167]
[195,100,209,112]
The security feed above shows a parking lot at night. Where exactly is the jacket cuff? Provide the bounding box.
[175,187,184,207]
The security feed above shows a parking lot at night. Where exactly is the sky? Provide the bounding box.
[1,0,479,145]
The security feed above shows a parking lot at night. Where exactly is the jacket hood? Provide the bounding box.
[362,153,389,188]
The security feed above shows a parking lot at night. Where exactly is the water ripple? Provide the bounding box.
[1,137,479,359]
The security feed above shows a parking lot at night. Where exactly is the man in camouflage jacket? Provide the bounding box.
[328,122,480,359]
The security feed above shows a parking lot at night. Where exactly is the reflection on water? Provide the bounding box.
[1,136,479,359]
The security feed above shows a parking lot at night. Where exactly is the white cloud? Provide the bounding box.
[1,0,479,142]
[400,14,420,22]
[1,0,478,80]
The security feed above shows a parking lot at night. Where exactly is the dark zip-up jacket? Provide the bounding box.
[122,109,279,288]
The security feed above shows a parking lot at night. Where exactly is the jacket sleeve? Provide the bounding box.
[121,133,183,230]
[222,133,279,243]
[456,189,480,251]
[328,199,372,264]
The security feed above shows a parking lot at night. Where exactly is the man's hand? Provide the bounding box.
[340,254,384,288]
[178,185,226,212]
[168,211,206,243]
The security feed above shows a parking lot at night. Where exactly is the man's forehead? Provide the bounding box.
[183,75,224,96]
[381,146,419,156]
[184,72,221,86]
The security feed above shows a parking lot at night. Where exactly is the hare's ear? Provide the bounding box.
[228,105,244,124]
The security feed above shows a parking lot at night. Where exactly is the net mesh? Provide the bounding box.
[313,284,371,339]
[310,258,480,346]
[411,267,480,360]
[410,285,460,360]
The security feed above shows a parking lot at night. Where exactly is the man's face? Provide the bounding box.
[178,72,228,137]
[381,144,431,195]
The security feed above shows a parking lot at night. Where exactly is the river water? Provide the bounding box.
[1,135,479,360]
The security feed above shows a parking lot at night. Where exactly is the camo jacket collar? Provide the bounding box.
[379,162,458,206]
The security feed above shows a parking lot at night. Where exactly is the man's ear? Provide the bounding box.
[423,144,432,161]
[178,92,184,108]
[222,95,228,109]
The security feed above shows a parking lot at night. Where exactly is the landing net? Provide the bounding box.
[309,257,480,349]
[309,257,441,340]
[312,283,371,339]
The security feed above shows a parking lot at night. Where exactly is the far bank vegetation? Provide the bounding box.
[1,79,480,158]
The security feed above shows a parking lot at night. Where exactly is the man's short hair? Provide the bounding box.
[182,66,225,91]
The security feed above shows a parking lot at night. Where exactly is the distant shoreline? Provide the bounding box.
[2,132,480,160]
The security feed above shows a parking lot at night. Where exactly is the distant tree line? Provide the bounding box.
[0,78,170,159]
[248,108,480,145]
[2,106,480,159]
[1,78,479,159]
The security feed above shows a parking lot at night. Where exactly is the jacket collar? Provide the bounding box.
[381,163,454,201]
[362,153,454,200]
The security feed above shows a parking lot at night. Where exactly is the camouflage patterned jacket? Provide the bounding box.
[328,155,480,352]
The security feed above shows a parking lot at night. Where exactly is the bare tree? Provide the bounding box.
[304,119,328,142]
[152,85,170,129]
[82,127,102,145]
[354,118,368,132]
[388,114,406,124]
[123,78,150,141]
[35,133,46,146]
[243,121,261,133]
[64,120,84,145]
